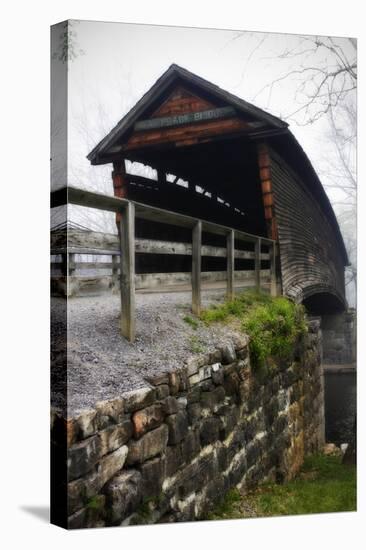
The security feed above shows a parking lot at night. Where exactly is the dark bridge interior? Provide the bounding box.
[302,292,346,315]
[124,137,268,275]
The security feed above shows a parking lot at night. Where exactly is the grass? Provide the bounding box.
[189,334,205,354]
[183,315,200,330]
[200,291,307,373]
[207,454,356,520]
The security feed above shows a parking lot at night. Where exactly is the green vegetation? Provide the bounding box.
[189,334,205,354]
[86,495,104,511]
[200,291,307,372]
[183,315,200,330]
[207,454,356,520]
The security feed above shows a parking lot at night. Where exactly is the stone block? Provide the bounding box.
[227,452,247,486]
[211,363,224,385]
[98,446,129,487]
[187,402,202,424]
[162,396,179,415]
[200,386,225,411]
[68,507,87,529]
[199,379,215,392]
[98,420,133,456]
[209,349,222,364]
[127,424,169,465]
[223,369,241,399]
[104,469,142,524]
[232,333,250,351]
[74,409,98,440]
[166,411,189,444]
[124,387,156,413]
[165,444,184,477]
[219,409,238,440]
[132,404,165,438]
[221,342,236,364]
[139,455,166,498]
[68,435,101,481]
[68,495,106,529]
[216,443,228,471]
[179,453,218,497]
[168,371,180,395]
[156,384,170,399]
[186,354,208,376]
[68,471,101,516]
[145,373,169,386]
[186,385,201,404]
[199,417,221,446]
[246,442,260,470]
[177,397,188,409]
[95,398,124,429]
[181,428,201,462]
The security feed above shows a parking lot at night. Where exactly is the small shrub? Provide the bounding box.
[86,496,103,511]
[183,315,199,329]
[201,291,307,374]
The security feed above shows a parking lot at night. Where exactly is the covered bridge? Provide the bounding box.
[87,64,348,317]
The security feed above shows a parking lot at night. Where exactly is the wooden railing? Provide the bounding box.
[51,186,278,342]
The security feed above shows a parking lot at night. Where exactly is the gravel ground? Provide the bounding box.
[51,290,241,415]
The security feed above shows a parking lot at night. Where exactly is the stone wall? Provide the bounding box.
[51,321,324,529]
[322,310,356,364]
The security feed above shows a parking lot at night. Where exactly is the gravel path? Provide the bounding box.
[51,290,240,415]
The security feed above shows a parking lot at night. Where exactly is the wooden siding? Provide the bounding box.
[269,146,346,306]
[152,86,214,117]
[123,116,252,150]
[257,142,278,240]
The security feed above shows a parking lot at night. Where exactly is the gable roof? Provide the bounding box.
[87,64,348,266]
[87,63,288,164]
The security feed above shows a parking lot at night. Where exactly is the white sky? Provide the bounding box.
[51,19,356,250]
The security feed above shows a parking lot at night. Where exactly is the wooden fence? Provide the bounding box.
[51,186,278,342]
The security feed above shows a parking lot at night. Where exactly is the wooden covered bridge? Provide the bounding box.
[51,64,349,342]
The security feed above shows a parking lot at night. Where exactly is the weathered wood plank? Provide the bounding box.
[119,202,136,341]
[269,241,277,297]
[134,107,237,131]
[134,269,270,289]
[112,255,119,288]
[53,186,275,246]
[52,242,270,259]
[227,230,234,300]
[192,221,202,315]
[124,117,252,151]
[67,262,115,269]
[254,238,261,291]
[52,247,120,256]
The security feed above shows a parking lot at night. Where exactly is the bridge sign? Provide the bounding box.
[134,106,237,132]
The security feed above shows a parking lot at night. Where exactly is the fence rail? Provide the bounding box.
[51,186,278,341]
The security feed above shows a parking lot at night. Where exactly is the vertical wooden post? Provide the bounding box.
[112,160,127,227]
[119,202,135,342]
[111,254,119,291]
[270,241,277,297]
[68,253,75,276]
[192,221,202,316]
[67,252,76,297]
[227,230,235,300]
[254,238,261,292]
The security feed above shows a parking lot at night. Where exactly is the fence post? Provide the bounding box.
[111,254,119,291]
[254,238,261,292]
[67,252,76,297]
[227,229,234,300]
[192,220,202,315]
[119,202,136,342]
[270,241,277,297]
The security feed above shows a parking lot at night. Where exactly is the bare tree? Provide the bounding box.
[249,34,357,304]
